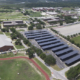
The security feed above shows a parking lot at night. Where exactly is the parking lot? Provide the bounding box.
[54,23,80,36]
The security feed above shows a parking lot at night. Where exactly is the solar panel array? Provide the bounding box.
[25,30,80,66]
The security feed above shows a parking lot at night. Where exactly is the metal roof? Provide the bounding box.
[37,37,57,43]
[55,47,73,56]
[42,42,64,50]
[60,51,78,60]
[65,55,80,65]
[39,40,60,46]
[0,35,13,47]
[52,44,68,52]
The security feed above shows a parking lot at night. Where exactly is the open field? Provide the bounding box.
[0,11,28,21]
[14,44,25,49]
[0,59,45,80]
[54,24,80,36]
[51,65,62,71]
[34,58,51,76]
[28,10,42,17]
[71,36,80,45]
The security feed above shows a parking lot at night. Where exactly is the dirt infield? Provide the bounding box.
[0,56,50,80]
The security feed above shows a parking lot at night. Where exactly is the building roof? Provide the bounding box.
[0,35,13,47]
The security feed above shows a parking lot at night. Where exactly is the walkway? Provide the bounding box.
[0,56,50,80]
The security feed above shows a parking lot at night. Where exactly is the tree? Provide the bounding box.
[59,21,63,26]
[44,55,56,65]
[36,49,42,56]
[40,53,46,60]
[28,26,33,30]
[15,39,22,45]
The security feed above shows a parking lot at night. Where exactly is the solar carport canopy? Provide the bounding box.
[26,33,52,39]
[60,51,78,60]
[55,47,73,56]
[52,44,68,52]
[42,42,64,50]
[26,32,50,36]
[37,37,57,43]
[39,40,60,46]
[35,35,54,40]
[65,55,80,65]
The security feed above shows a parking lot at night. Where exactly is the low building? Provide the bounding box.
[0,35,13,52]
[3,20,26,27]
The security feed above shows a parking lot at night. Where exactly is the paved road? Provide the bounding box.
[0,56,50,80]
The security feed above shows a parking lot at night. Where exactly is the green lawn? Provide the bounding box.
[71,36,80,44]
[5,32,11,36]
[15,44,25,49]
[28,10,42,17]
[62,7,73,10]
[0,31,3,34]
[18,29,25,32]
[51,65,62,71]
[0,59,45,80]
[0,11,28,21]
[34,58,51,76]
[0,52,25,58]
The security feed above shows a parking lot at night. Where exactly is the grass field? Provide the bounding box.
[0,52,25,58]
[0,11,28,21]
[51,65,62,71]
[15,44,25,49]
[0,59,45,80]
[5,32,11,36]
[28,10,42,17]
[0,31,3,34]
[71,36,80,44]
[34,58,51,76]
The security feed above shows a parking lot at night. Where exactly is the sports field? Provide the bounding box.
[0,59,45,80]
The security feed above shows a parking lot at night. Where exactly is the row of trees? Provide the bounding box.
[28,18,45,30]
[10,28,31,46]
[26,46,56,65]
[66,64,80,80]
[1,28,9,32]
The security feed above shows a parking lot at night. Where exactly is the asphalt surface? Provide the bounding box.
[0,56,50,80]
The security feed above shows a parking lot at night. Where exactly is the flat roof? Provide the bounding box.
[55,47,73,56]
[65,55,80,65]
[42,42,64,50]
[37,37,57,43]
[60,51,78,60]
[52,44,68,52]
[39,40,60,46]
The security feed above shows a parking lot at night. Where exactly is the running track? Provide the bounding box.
[0,56,50,80]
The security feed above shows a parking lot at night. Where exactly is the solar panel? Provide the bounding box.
[26,31,50,35]
[55,47,73,56]
[37,37,57,43]
[42,42,64,50]
[60,51,78,60]
[35,35,54,40]
[39,40,60,46]
[26,34,52,39]
[52,44,68,52]
[65,55,80,65]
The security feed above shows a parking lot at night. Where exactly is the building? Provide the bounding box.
[3,20,25,27]
[0,35,13,52]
